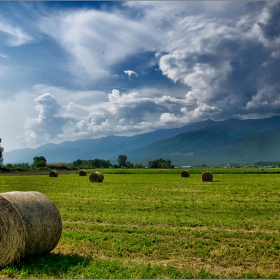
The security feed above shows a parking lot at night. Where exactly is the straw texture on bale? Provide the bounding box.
[181,171,190,177]
[0,191,62,268]
[49,170,58,177]
[201,171,213,182]
[79,170,87,176]
[89,171,104,183]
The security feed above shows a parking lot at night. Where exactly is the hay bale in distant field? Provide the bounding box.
[260,168,264,171]
[0,191,62,268]
[181,170,190,177]
[49,170,58,177]
[89,171,104,183]
[201,171,213,182]
[79,170,87,176]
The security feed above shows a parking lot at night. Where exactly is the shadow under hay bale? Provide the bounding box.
[181,170,190,177]
[79,170,87,176]
[201,171,213,182]
[0,191,62,268]
[49,170,58,177]
[89,171,104,183]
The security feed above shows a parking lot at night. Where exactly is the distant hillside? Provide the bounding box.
[125,128,231,158]
[194,130,280,164]
[3,115,280,166]
[165,130,280,166]
[3,128,185,164]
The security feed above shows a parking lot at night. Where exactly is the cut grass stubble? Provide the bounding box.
[0,171,279,278]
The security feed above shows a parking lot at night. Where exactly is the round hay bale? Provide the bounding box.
[201,171,213,182]
[181,170,190,177]
[79,170,87,176]
[89,171,104,183]
[0,191,62,268]
[49,170,58,177]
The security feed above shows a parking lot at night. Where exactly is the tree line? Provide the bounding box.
[147,158,174,168]
[73,155,145,169]
[0,148,173,171]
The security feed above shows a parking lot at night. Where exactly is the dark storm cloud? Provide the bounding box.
[158,1,280,121]
[257,2,280,41]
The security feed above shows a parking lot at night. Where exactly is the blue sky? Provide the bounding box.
[1,1,280,152]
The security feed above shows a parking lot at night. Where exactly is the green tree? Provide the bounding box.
[126,161,134,168]
[72,158,112,169]
[33,156,47,168]
[73,159,83,167]
[117,154,128,167]
[134,163,143,168]
[0,138,3,166]
[163,159,171,168]
[148,160,155,168]
[147,158,173,168]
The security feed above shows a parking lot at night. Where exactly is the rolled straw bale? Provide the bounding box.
[89,171,104,183]
[201,171,213,182]
[0,191,62,268]
[181,170,190,177]
[79,170,87,176]
[49,170,58,177]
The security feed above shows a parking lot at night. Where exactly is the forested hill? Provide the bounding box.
[3,115,280,166]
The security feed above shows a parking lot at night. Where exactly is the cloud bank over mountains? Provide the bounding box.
[1,1,280,151]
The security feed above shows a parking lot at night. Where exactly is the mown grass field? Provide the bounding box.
[0,169,280,278]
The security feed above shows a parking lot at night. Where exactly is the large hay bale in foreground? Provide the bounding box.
[0,191,62,268]
[201,171,213,182]
[181,170,190,177]
[79,170,87,176]
[49,170,58,177]
[89,171,104,183]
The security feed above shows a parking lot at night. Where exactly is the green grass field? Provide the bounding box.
[0,169,280,278]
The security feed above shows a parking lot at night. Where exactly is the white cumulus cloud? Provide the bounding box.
[21,93,74,146]
[124,70,138,80]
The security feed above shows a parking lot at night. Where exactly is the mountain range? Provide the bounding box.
[3,115,280,166]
